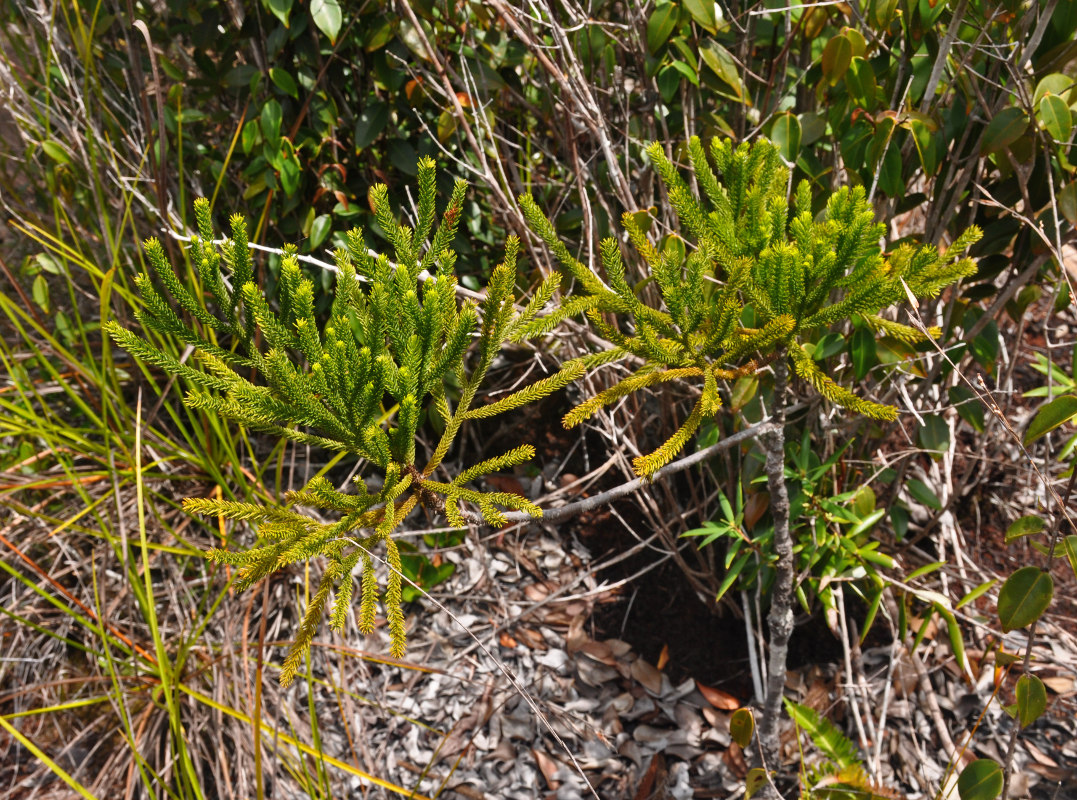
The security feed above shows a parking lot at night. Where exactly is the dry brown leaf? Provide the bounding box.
[631,658,664,694]
[530,748,560,789]
[498,632,518,648]
[1042,675,1076,694]
[723,741,748,778]
[514,626,547,650]
[578,640,616,665]
[697,681,740,710]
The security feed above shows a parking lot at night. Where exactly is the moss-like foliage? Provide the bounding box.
[521,137,980,477]
[107,158,581,685]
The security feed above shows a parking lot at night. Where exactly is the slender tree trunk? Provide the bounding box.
[756,356,794,794]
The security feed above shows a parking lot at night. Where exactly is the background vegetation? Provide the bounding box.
[1,0,1075,797]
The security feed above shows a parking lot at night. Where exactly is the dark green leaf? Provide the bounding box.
[266,0,293,27]
[813,332,846,361]
[980,107,1029,156]
[1061,182,1077,227]
[269,67,299,99]
[1063,535,1077,580]
[1038,94,1072,141]
[699,40,743,98]
[949,386,984,432]
[846,57,876,108]
[683,0,717,31]
[1024,394,1077,444]
[918,414,949,455]
[261,100,283,147]
[908,118,938,177]
[309,215,332,250]
[279,154,301,197]
[647,2,679,53]
[997,567,1053,632]
[850,327,876,380]
[1006,515,1046,543]
[821,34,853,86]
[907,478,942,510]
[957,760,1003,800]
[355,100,389,149]
[1015,674,1047,728]
[770,113,801,163]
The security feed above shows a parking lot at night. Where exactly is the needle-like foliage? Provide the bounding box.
[107,158,581,685]
[521,137,980,477]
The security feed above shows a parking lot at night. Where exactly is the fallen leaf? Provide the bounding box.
[499,632,518,648]
[632,752,667,800]
[697,681,740,710]
[1042,675,1075,694]
[514,626,547,650]
[631,658,664,694]
[723,741,748,778]
[530,748,560,789]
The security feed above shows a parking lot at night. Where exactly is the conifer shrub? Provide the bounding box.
[106,158,584,685]
[521,137,983,478]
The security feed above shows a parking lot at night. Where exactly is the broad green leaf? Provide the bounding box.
[355,100,389,149]
[1063,535,1077,579]
[260,99,283,147]
[746,769,771,799]
[957,760,1003,800]
[853,485,875,517]
[1038,94,1072,141]
[31,274,49,312]
[1060,182,1077,228]
[363,17,395,51]
[241,118,260,155]
[647,2,679,53]
[730,708,754,748]
[666,58,699,86]
[683,0,717,31]
[700,40,743,98]
[850,326,876,380]
[770,113,801,162]
[907,478,942,510]
[311,0,343,43]
[265,0,293,27]
[821,34,853,86]
[949,386,984,432]
[1033,73,1076,105]
[1015,674,1047,728]
[269,67,298,99]
[1023,394,1077,444]
[730,375,757,411]
[909,118,938,176]
[1005,515,1046,543]
[280,154,301,197]
[918,414,949,455]
[41,140,71,165]
[956,579,997,610]
[846,57,876,108]
[980,107,1029,156]
[309,215,332,250]
[997,567,1053,632]
[813,332,845,361]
